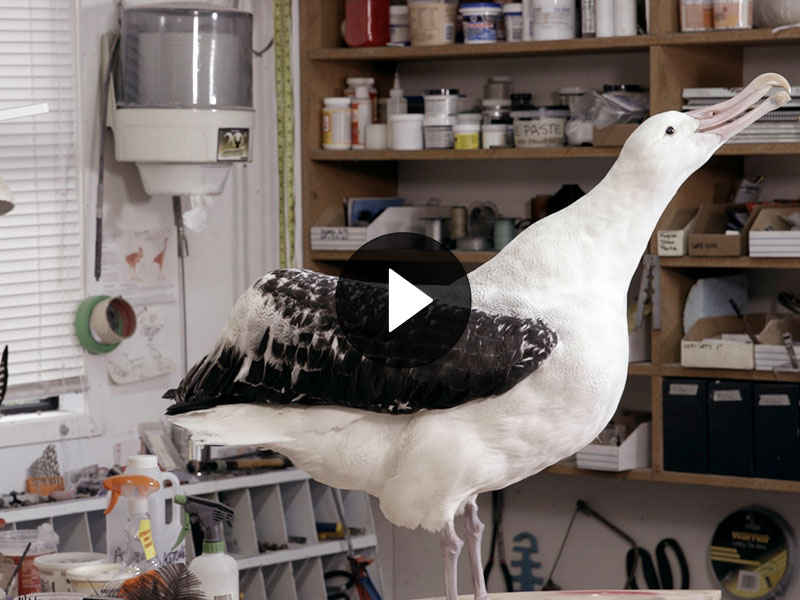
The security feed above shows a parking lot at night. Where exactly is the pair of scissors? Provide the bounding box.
[625,538,689,589]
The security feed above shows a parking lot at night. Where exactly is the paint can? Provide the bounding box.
[459,2,503,44]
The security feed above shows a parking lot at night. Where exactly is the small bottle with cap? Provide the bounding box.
[385,72,408,148]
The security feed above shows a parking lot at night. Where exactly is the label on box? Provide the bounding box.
[713,389,742,402]
[669,383,699,396]
[758,394,791,406]
[658,232,681,253]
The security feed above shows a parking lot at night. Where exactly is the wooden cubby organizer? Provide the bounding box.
[301,0,800,492]
[0,470,382,600]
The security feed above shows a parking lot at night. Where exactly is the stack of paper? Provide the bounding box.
[683,85,800,144]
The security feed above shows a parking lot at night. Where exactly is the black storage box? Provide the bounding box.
[663,378,708,473]
[708,380,753,477]
[753,383,800,480]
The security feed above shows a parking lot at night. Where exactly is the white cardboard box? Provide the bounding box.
[753,314,800,371]
[576,422,651,472]
[657,207,697,256]
[749,204,800,257]
[680,314,763,370]
[310,206,450,250]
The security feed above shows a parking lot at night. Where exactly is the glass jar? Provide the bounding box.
[481,98,512,124]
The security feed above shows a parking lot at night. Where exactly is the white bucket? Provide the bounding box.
[65,563,130,595]
[0,525,60,596]
[34,552,110,593]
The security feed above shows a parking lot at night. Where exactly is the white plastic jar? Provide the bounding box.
[390,113,425,150]
[322,97,352,150]
[460,2,503,44]
[532,0,576,40]
[482,123,512,148]
[408,0,459,46]
[423,115,456,149]
[390,5,410,44]
[424,89,460,119]
[512,106,569,147]
[66,563,132,594]
[503,3,524,41]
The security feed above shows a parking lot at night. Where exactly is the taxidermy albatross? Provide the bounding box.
[167,74,789,599]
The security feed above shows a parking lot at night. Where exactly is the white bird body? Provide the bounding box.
[169,74,791,600]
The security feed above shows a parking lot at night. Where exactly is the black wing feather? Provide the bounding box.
[166,269,557,416]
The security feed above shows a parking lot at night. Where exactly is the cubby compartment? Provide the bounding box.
[52,513,91,552]
[264,562,297,600]
[87,510,107,554]
[293,558,326,600]
[240,567,268,600]
[251,484,289,552]
[218,488,258,557]
[280,480,317,546]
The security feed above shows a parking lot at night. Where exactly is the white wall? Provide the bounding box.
[0,0,282,490]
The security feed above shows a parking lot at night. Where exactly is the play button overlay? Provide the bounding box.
[388,269,433,332]
[335,232,471,368]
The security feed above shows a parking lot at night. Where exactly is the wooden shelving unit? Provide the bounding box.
[300,0,800,491]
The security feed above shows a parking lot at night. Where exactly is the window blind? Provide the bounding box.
[0,0,84,402]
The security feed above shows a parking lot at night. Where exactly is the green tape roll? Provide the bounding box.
[75,295,119,354]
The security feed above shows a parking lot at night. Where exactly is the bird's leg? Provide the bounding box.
[464,497,490,600]
[440,518,464,600]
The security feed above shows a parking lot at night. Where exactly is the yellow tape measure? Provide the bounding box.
[274,0,295,268]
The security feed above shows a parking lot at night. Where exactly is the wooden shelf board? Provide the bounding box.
[309,249,497,263]
[309,29,800,62]
[544,461,800,493]
[309,144,800,162]
[659,363,800,382]
[309,147,621,161]
[627,362,660,376]
[660,256,800,269]
[309,36,652,61]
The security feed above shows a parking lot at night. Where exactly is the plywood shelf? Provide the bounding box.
[545,461,800,493]
[309,249,497,264]
[309,29,800,62]
[660,256,800,269]
[309,144,800,162]
[658,363,800,382]
[309,147,621,161]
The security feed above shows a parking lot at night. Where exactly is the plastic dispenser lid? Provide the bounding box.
[127,454,159,470]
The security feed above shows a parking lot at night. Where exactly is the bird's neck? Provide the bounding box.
[480,159,680,298]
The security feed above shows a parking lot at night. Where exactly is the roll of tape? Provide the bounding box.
[75,296,137,354]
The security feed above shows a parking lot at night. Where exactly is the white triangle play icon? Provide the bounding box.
[388,269,433,333]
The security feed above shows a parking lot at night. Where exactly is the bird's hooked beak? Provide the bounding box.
[686,73,791,143]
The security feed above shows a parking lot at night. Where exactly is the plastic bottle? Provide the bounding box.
[385,72,408,148]
[106,455,184,567]
[345,0,390,47]
[323,97,352,150]
[103,474,162,583]
[174,495,238,600]
[351,85,373,149]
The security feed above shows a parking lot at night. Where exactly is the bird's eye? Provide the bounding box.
[666,126,675,135]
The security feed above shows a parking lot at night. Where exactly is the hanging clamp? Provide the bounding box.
[635,255,661,331]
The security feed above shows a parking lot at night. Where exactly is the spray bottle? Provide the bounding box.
[103,474,162,583]
[173,494,238,600]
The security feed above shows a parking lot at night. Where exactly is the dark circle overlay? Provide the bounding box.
[335,233,472,368]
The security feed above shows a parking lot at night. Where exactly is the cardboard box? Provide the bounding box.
[657,207,697,256]
[310,205,450,250]
[688,203,754,257]
[576,421,651,472]
[748,204,800,257]
[592,123,637,146]
[680,314,767,370]
[753,314,800,371]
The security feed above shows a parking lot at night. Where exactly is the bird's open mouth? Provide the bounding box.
[687,73,791,142]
